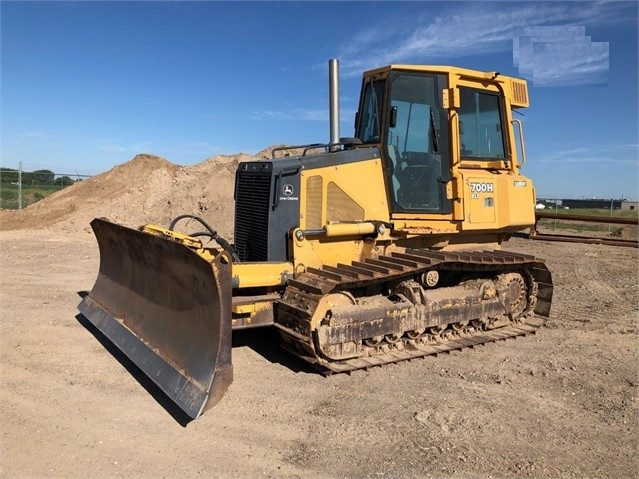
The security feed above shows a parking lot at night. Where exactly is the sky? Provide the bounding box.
[1,1,638,200]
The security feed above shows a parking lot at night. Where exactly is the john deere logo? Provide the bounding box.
[279,184,298,202]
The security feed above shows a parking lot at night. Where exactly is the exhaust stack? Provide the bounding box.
[329,59,340,151]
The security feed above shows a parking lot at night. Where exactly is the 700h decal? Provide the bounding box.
[470,182,494,193]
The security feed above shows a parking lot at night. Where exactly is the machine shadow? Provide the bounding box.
[75,291,317,425]
[231,326,318,375]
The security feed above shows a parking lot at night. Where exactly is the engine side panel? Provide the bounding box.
[233,147,384,263]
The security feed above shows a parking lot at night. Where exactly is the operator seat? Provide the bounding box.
[394,152,440,210]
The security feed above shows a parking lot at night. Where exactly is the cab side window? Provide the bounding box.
[459,88,506,160]
[358,79,386,143]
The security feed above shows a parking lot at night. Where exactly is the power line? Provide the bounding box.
[8,162,101,176]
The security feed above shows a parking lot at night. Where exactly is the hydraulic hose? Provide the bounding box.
[169,214,240,262]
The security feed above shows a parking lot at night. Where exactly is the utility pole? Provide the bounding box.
[609,198,613,232]
[18,161,22,210]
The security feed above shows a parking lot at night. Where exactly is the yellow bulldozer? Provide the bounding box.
[78,60,553,419]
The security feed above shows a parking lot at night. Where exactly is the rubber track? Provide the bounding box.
[276,249,553,374]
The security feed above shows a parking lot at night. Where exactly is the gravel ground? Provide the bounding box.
[1,229,637,478]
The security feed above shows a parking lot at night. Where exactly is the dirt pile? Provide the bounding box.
[0,151,265,239]
[3,147,635,247]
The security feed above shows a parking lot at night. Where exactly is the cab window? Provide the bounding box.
[357,79,386,143]
[458,88,506,160]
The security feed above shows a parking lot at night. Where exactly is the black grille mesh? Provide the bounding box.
[234,172,271,262]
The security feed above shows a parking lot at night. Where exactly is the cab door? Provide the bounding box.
[385,72,452,215]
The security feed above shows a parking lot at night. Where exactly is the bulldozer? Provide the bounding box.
[78,60,553,420]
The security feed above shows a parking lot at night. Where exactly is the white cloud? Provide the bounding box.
[99,140,153,154]
[336,2,629,86]
[537,144,638,167]
[250,108,356,122]
[164,142,221,157]
[251,109,327,121]
[513,26,586,67]
[513,24,609,86]
[532,40,609,86]
[19,131,55,141]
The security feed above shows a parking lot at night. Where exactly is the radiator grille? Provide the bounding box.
[234,171,272,262]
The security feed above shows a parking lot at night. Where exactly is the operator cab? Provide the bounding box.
[355,66,516,219]
[356,71,451,214]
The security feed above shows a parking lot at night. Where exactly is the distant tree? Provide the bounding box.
[57,176,75,187]
[0,168,18,184]
[32,169,55,184]
[0,168,76,188]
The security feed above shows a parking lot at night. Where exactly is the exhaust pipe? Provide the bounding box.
[329,59,340,151]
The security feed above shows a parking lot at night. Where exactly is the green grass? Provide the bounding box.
[537,208,637,234]
[541,207,638,219]
[0,184,64,209]
[537,220,619,233]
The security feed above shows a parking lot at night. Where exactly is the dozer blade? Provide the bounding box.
[78,218,233,419]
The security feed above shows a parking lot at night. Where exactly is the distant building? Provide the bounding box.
[621,201,638,211]
[561,199,623,210]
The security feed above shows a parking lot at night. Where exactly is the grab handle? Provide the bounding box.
[511,118,526,168]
